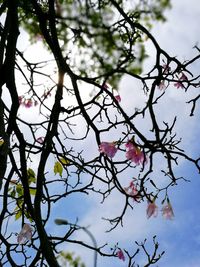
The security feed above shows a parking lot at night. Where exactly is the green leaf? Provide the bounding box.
[59,157,70,165]
[0,138,4,146]
[27,168,36,184]
[24,209,33,222]
[54,161,63,177]
[29,188,37,195]
[16,184,23,196]
[15,209,22,220]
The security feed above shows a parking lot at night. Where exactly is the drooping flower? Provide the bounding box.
[125,141,145,165]
[117,249,125,261]
[161,201,174,220]
[146,201,158,219]
[99,142,118,158]
[158,80,166,90]
[17,223,33,244]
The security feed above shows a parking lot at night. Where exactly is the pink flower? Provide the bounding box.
[146,201,158,219]
[125,141,145,165]
[161,201,174,219]
[17,223,33,244]
[124,181,140,201]
[18,96,23,105]
[36,137,45,144]
[114,95,121,102]
[117,249,125,261]
[180,72,188,81]
[158,81,166,90]
[162,64,171,74]
[99,142,118,158]
[174,72,188,89]
[174,81,184,89]
[24,99,33,108]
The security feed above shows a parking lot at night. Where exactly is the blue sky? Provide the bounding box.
[1,0,200,266]
[52,1,200,266]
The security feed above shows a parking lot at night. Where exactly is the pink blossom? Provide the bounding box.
[174,72,188,89]
[114,95,121,102]
[180,72,188,81]
[158,81,166,90]
[17,223,32,244]
[99,142,117,158]
[146,201,158,219]
[117,249,125,261]
[174,81,184,89]
[36,137,45,144]
[124,181,140,201]
[24,99,33,108]
[161,201,174,219]
[125,141,145,165]
[162,64,171,74]
[18,96,23,105]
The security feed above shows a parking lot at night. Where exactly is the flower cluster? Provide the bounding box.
[125,141,145,165]
[99,140,146,165]
[17,223,33,244]
[146,200,174,220]
[157,64,189,91]
[99,142,118,158]
[174,72,188,89]
[18,96,38,108]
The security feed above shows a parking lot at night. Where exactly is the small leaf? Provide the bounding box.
[29,188,36,195]
[59,157,70,165]
[54,161,63,177]
[15,209,22,220]
[16,184,23,196]
[0,138,4,146]
[27,168,36,184]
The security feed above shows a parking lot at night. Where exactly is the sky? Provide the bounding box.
[55,1,200,267]
[1,0,200,267]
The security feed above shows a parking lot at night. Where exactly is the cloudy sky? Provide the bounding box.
[44,1,200,267]
[58,1,200,266]
[1,0,200,266]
